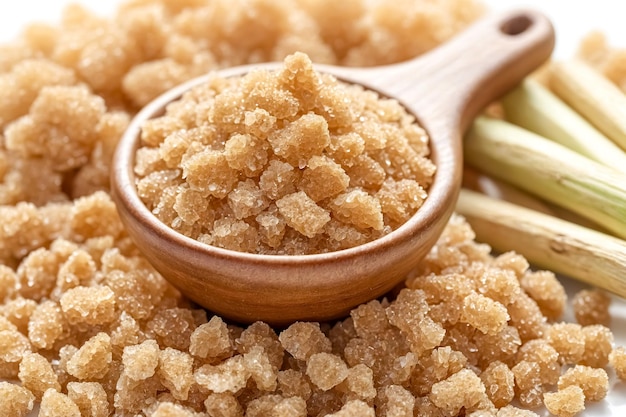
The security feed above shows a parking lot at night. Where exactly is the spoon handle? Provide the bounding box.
[331,8,555,133]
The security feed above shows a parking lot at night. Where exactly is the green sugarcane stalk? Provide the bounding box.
[464,116,626,239]
[551,59,626,151]
[501,78,626,173]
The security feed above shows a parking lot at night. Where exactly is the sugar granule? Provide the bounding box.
[122,339,160,381]
[66,332,112,380]
[39,388,81,417]
[557,365,609,402]
[135,52,434,255]
[18,352,61,399]
[279,321,332,361]
[306,352,349,390]
[480,361,515,408]
[609,346,626,380]
[572,289,611,326]
[0,381,35,417]
[430,368,489,415]
[543,385,585,417]
[66,382,110,417]
[189,315,233,361]
[580,324,613,368]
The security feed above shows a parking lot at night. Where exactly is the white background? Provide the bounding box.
[0,1,625,416]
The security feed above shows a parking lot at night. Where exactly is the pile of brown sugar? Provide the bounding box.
[1,0,626,416]
[1,202,622,417]
[135,52,435,254]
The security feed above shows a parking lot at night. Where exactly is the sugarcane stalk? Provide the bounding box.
[501,78,626,173]
[464,116,626,239]
[456,189,626,298]
[551,59,626,151]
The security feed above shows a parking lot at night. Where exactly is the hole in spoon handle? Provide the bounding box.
[500,13,534,36]
[357,9,555,133]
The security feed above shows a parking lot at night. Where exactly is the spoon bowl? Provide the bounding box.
[111,9,554,325]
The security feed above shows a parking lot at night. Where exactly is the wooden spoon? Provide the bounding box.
[111,9,554,325]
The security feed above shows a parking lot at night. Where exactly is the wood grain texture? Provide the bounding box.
[111,9,555,324]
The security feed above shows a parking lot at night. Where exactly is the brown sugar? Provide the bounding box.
[158,348,195,400]
[543,385,585,417]
[343,363,376,400]
[27,300,65,350]
[148,402,198,417]
[194,355,250,394]
[189,316,234,361]
[18,352,61,400]
[59,285,116,327]
[122,339,160,381]
[520,270,566,321]
[306,352,349,390]
[511,360,544,409]
[496,405,541,417]
[1,0,624,416]
[279,321,332,361]
[39,388,81,417]
[609,346,626,380]
[325,400,375,417]
[557,365,609,402]
[243,345,278,391]
[480,361,515,408]
[516,339,560,386]
[203,392,244,417]
[66,382,110,417]
[580,324,613,368]
[546,323,585,365]
[65,332,112,380]
[378,384,416,417]
[460,292,510,335]
[0,381,35,417]
[135,52,435,255]
[429,368,490,415]
[572,289,611,326]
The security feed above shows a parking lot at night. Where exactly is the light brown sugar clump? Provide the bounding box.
[18,352,61,399]
[520,270,566,321]
[135,52,434,255]
[546,323,585,365]
[0,211,615,415]
[0,381,35,417]
[543,386,585,417]
[496,405,541,417]
[65,332,112,380]
[189,315,233,361]
[557,365,609,402]
[572,289,611,326]
[480,361,515,408]
[306,352,349,390]
[609,346,626,380]
[59,285,116,327]
[122,339,160,381]
[580,324,613,368]
[39,388,81,417]
[279,321,332,361]
[460,292,510,335]
[66,382,110,417]
[516,339,560,386]
[430,368,489,415]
